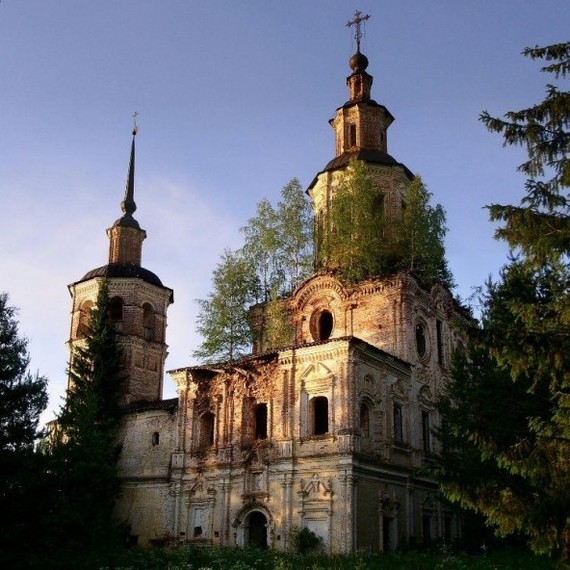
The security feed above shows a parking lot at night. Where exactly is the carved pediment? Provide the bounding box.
[300,475,333,498]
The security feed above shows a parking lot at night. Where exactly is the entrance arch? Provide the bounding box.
[246,511,268,549]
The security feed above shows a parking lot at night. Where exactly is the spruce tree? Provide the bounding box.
[435,42,570,559]
[50,280,127,554]
[0,293,48,566]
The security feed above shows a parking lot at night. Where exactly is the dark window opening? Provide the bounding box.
[109,296,124,332]
[436,319,443,365]
[422,411,431,453]
[200,412,215,448]
[348,123,357,147]
[152,431,160,446]
[318,310,333,341]
[312,396,329,435]
[416,324,426,357]
[255,403,268,440]
[393,404,403,443]
[143,303,154,341]
[360,403,370,438]
[422,515,432,544]
[372,193,385,219]
[193,526,202,538]
[382,517,391,552]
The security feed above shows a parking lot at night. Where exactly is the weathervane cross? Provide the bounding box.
[346,10,370,52]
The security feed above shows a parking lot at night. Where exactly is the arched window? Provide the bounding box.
[310,396,329,435]
[143,303,154,341]
[311,309,334,342]
[77,300,93,338]
[199,412,215,448]
[109,296,124,332]
[151,431,160,446]
[360,402,370,438]
[254,403,268,440]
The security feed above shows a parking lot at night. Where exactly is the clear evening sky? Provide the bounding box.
[1,1,568,423]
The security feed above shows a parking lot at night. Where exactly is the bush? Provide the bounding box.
[289,526,323,555]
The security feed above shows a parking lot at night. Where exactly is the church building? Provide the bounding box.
[67,18,468,552]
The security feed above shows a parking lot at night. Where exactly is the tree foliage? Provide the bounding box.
[398,176,454,287]
[49,280,128,553]
[319,159,387,281]
[241,178,313,300]
[194,248,256,363]
[319,160,452,287]
[435,42,570,560]
[195,179,312,362]
[0,293,48,566]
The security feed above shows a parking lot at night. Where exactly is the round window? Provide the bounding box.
[416,323,427,357]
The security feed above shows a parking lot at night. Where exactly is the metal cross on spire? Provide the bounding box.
[132,111,139,136]
[346,10,370,52]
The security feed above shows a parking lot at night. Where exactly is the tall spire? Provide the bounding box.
[107,119,146,266]
[121,125,138,218]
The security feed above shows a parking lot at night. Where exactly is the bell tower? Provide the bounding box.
[67,128,174,404]
[308,11,413,265]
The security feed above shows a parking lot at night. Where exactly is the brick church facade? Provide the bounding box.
[67,31,468,552]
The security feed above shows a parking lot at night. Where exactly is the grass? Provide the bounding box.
[87,544,565,570]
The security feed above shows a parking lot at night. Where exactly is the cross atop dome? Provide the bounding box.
[346,10,370,53]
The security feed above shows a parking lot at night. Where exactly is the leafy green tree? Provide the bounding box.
[320,159,387,281]
[0,293,48,566]
[194,249,256,363]
[320,160,451,286]
[435,42,570,560]
[50,280,127,554]
[397,175,454,288]
[241,198,280,302]
[275,178,313,294]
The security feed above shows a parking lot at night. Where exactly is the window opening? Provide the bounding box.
[318,310,333,341]
[109,296,124,332]
[255,403,268,440]
[349,123,357,147]
[360,403,370,438]
[422,514,432,544]
[199,412,215,448]
[436,319,443,365]
[152,431,160,446]
[393,404,403,443]
[422,411,431,453]
[78,300,93,338]
[143,303,154,341]
[416,323,427,358]
[312,396,329,435]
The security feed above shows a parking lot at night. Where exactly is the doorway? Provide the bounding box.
[247,511,268,549]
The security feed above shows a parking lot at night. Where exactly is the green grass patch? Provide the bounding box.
[65,544,565,570]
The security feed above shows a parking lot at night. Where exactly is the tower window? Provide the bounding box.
[151,431,160,446]
[143,303,154,341]
[109,296,124,332]
[318,310,333,341]
[310,396,329,435]
[348,124,357,147]
[254,403,268,440]
[77,300,94,338]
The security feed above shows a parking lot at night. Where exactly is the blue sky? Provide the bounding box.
[1,1,568,422]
